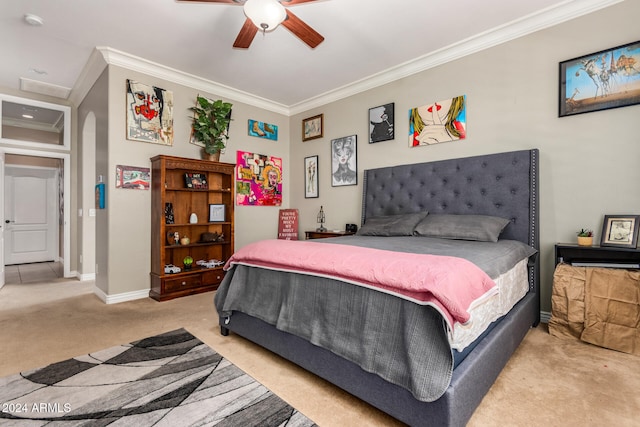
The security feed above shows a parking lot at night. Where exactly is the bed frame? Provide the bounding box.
[219,149,540,426]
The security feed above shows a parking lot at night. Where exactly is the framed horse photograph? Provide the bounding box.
[559,40,640,117]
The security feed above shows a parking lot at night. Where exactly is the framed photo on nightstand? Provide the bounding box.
[600,214,640,248]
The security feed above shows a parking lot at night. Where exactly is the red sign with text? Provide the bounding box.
[278,209,299,240]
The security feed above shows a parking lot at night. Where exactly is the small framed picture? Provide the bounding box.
[209,204,226,222]
[304,155,318,198]
[600,214,640,248]
[184,172,208,189]
[115,165,150,190]
[331,135,357,187]
[302,114,323,141]
[369,103,394,143]
[248,119,278,141]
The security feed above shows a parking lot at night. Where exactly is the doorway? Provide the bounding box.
[0,149,71,287]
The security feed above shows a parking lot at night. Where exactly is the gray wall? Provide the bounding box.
[78,69,109,293]
[289,1,640,312]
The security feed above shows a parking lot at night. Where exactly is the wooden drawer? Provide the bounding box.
[202,269,225,286]
[164,275,202,293]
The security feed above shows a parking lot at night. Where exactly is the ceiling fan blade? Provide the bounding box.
[281,9,324,48]
[233,18,259,48]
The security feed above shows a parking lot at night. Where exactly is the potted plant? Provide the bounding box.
[577,228,593,246]
[189,96,232,161]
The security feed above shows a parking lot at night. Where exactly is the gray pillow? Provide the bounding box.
[414,214,510,242]
[356,212,428,236]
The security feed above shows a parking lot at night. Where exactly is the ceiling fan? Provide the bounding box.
[179,0,324,49]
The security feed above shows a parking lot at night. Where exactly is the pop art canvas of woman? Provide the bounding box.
[236,151,283,206]
[409,95,466,146]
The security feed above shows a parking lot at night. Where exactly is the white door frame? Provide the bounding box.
[0,151,4,288]
[0,147,71,279]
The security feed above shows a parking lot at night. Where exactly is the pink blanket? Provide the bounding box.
[224,239,497,329]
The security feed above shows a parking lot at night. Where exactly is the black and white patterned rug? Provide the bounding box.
[0,328,316,426]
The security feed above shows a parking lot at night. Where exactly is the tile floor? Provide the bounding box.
[4,262,63,284]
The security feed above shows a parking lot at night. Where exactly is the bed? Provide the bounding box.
[215,149,540,426]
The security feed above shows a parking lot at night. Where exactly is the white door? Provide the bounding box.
[4,165,58,265]
[0,151,4,289]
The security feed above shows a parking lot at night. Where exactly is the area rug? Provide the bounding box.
[0,328,316,426]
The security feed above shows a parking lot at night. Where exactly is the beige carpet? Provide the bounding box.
[1,280,638,426]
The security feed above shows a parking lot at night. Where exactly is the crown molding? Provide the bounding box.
[95,47,290,116]
[68,48,108,106]
[70,0,622,115]
[288,0,623,114]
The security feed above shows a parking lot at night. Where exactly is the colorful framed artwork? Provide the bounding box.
[304,155,318,198]
[302,114,323,141]
[115,165,150,190]
[559,40,640,117]
[236,151,283,206]
[409,95,466,146]
[600,214,640,248]
[369,102,394,143]
[208,204,226,222]
[126,79,174,145]
[248,119,278,140]
[184,173,208,189]
[331,135,357,187]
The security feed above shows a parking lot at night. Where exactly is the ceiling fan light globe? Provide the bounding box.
[243,0,286,32]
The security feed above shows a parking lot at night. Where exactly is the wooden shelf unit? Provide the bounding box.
[150,155,234,301]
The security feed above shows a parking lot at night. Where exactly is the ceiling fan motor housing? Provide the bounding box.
[243,0,286,32]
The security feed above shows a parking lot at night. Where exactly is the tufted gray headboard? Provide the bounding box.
[361,149,539,249]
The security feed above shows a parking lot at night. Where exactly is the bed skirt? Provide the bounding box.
[218,292,538,427]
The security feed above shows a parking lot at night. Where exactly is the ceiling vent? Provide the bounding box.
[20,77,71,99]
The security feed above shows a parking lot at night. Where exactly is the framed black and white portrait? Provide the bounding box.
[369,102,394,143]
[331,135,357,187]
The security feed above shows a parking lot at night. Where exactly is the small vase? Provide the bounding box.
[203,149,220,162]
[577,236,593,246]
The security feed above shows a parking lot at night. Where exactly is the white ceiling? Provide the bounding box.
[0,0,621,113]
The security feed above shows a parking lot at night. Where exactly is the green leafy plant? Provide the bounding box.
[189,96,233,155]
[577,228,593,237]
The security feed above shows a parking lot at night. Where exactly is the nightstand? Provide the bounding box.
[550,243,640,355]
[555,243,640,268]
[305,230,355,240]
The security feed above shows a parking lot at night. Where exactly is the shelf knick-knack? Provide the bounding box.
[164,203,175,224]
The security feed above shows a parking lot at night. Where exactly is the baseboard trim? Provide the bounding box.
[77,272,96,281]
[93,287,150,304]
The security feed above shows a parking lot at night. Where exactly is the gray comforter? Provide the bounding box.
[214,236,536,402]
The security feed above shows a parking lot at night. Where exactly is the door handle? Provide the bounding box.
[5,220,12,223]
